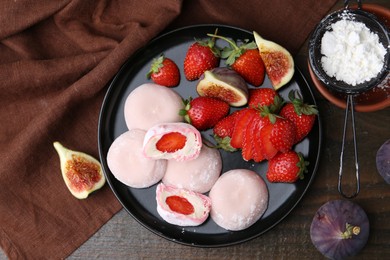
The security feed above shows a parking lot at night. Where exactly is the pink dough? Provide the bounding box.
[162,145,222,193]
[209,169,268,231]
[124,83,184,130]
[107,129,167,188]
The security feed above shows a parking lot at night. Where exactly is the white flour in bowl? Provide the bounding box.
[320,18,387,86]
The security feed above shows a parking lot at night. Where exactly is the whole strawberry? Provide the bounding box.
[180,96,229,131]
[207,33,265,86]
[280,90,318,143]
[184,36,221,81]
[248,88,283,112]
[147,54,180,87]
[266,151,308,183]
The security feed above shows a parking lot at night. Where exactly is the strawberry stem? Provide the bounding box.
[207,33,240,51]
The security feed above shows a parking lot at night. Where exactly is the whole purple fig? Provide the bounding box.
[310,200,369,260]
[376,139,390,184]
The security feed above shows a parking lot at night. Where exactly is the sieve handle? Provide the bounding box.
[338,95,360,199]
[344,0,362,9]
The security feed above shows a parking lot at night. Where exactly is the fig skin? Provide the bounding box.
[376,139,390,184]
[53,142,106,199]
[310,200,369,260]
[196,67,249,107]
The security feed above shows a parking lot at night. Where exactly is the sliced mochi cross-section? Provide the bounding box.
[143,122,202,161]
[156,183,211,226]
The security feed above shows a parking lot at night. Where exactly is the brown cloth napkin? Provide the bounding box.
[0,0,338,258]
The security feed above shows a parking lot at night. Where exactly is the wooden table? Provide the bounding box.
[2,0,389,259]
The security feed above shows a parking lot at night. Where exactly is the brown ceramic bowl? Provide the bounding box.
[308,4,390,112]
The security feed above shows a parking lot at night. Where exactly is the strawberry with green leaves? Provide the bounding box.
[266,150,308,183]
[147,54,180,87]
[207,33,265,86]
[212,111,240,152]
[180,96,229,131]
[280,90,318,143]
[213,110,240,139]
[184,35,221,81]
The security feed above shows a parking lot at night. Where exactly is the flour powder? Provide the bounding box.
[320,18,387,86]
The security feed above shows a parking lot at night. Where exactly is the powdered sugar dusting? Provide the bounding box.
[320,18,387,86]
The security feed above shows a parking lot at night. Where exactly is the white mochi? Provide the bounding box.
[209,169,268,231]
[107,129,167,188]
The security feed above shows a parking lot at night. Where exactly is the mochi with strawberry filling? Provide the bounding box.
[156,183,211,226]
[209,169,268,231]
[162,144,222,193]
[107,129,167,188]
[124,83,184,131]
[143,122,202,161]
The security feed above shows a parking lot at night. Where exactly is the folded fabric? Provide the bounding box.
[0,0,337,258]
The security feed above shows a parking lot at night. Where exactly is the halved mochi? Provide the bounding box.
[107,129,167,188]
[162,145,222,193]
[124,83,184,131]
[156,183,211,226]
[143,122,202,161]
[209,169,269,231]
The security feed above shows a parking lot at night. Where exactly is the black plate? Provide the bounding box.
[98,24,322,247]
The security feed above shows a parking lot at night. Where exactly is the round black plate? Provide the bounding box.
[98,24,322,247]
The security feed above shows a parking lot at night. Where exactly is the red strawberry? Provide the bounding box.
[252,115,270,162]
[280,90,318,143]
[184,36,220,81]
[212,111,240,152]
[257,111,296,159]
[156,132,187,153]
[248,88,282,112]
[147,55,180,87]
[180,97,229,131]
[241,112,259,161]
[231,49,265,86]
[230,108,258,149]
[269,118,296,153]
[259,121,278,159]
[207,33,265,86]
[213,110,240,138]
[266,151,308,183]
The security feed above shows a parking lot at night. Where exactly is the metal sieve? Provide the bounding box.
[308,0,390,198]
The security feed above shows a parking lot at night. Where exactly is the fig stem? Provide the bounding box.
[341,223,361,239]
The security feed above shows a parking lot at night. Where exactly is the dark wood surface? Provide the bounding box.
[2,0,389,259]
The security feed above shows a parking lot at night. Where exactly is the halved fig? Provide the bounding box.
[253,31,294,90]
[53,142,106,199]
[196,67,249,107]
[310,200,369,259]
[156,183,211,226]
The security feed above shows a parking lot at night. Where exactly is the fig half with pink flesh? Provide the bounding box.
[253,31,294,90]
[196,67,249,107]
[53,142,106,199]
[310,200,369,260]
